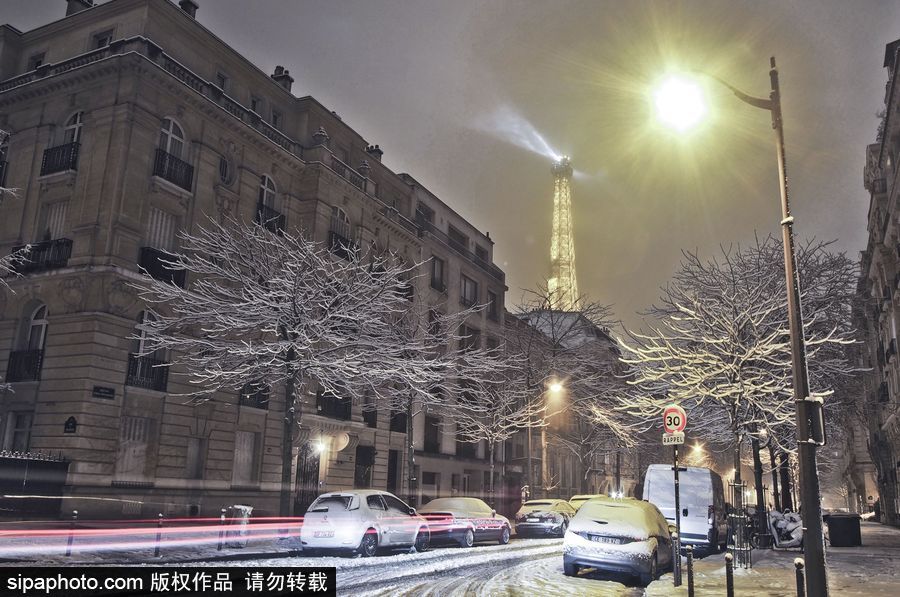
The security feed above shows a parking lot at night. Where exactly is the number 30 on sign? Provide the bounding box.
[663,404,687,434]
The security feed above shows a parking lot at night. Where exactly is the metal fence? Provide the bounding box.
[728,479,752,568]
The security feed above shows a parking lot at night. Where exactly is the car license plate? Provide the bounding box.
[526,517,540,523]
[590,535,620,544]
[314,531,334,538]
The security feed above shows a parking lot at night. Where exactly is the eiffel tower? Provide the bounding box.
[548,156,578,310]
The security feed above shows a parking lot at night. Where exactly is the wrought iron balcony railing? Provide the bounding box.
[239,383,269,409]
[5,349,43,382]
[255,202,285,234]
[415,215,505,283]
[316,390,351,420]
[40,142,79,175]
[11,238,72,274]
[126,354,168,392]
[328,231,357,261]
[152,148,194,191]
[139,246,185,287]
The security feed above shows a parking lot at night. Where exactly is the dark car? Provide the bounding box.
[514,499,576,537]
[418,497,511,547]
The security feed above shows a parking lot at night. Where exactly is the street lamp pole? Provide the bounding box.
[705,57,828,595]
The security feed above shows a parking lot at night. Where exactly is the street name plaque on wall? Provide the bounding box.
[92,386,115,400]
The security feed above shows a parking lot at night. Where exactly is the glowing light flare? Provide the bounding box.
[549,382,564,394]
[480,105,564,161]
[653,75,707,132]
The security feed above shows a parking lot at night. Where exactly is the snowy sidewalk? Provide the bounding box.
[647,522,900,596]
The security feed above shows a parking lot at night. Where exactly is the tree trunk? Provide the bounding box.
[279,368,297,518]
[615,451,621,495]
[778,451,793,511]
[406,391,416,507]
[750,433,766,535]
[733,431,742,485]
[768,443,781,511]
[488,442,495,508]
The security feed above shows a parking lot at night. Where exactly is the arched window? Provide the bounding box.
[159,118,185,158]
[27,305,48,351]
[330,206,351,239]
[133,310,158,356]
[258,175,276,208]
[63,112,83,144]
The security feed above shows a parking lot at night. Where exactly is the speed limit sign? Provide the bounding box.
[663,404,687,434]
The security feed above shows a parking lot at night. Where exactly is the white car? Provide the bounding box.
[418,497,512,547]
[563,497,673,586]
[300,490,430,557]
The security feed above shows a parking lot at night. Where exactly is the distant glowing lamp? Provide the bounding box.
[653,75,707,131]
[549,381,564,394]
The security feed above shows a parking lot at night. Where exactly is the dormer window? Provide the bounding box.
[93,29,114,49]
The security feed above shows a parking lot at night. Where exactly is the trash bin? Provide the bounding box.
[225,504,253,548]
[825,513,861,547]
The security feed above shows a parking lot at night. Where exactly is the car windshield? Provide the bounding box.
[308,495,353,512]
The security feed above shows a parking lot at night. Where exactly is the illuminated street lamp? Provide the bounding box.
[652,58,828,595]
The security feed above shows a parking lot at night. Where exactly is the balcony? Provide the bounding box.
[316,390,351,420]
[152,148,194,192]
[11,238,72,275]
[126,354,168,392]
[328,231,357,261]
[255,202,285,234]
[139,246,185,287]
[40,142,79,176]
[5,349,43,382]
[239,383,269,410]
[415,216,505,283]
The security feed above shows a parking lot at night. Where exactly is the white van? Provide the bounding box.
[642,464,727,553]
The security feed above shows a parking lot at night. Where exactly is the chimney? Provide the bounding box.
[178,0,199,18]
[365,144,383,162]
[271,65,294,92]
[65,0,93,16]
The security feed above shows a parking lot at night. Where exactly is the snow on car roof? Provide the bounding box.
[575,499,663,536]
[419,498,490,511]
[569,494,603,500]
[524,500,563,506]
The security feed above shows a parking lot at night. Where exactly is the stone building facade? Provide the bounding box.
[0,0,506,519]
[857,37,900,523]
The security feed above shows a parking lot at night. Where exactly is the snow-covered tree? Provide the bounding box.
[134,216,504,515]
[452,356,544,504]
[506,283,636,494]
[617,236,860,521]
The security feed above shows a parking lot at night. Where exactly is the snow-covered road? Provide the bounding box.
[186,539,644,596]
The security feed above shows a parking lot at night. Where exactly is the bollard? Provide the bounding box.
[794,558,805,597]
[686,545,695,597]
[65,510,78,557]
[217,508,227,551]
[154,513,164,558]
[725,552,734,597]
[672,532,682,586]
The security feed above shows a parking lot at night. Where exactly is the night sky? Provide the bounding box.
[10,1,900,328]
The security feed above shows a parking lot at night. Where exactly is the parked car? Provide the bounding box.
[300,490,430,557]
[569,494,605,511]
[515,499,576,537]
[563,496,672,586]
[418,497,511,547]
[642,464,727,554]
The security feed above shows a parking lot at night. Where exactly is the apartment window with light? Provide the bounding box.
[431,256,445,291]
